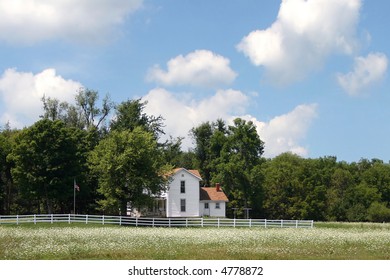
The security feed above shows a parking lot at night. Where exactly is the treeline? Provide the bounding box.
[1,88,390,222]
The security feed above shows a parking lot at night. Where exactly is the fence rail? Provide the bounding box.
[0,214,314,228]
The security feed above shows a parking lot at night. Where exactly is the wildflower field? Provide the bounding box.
[0,223,389,260]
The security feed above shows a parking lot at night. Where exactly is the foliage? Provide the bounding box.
[0,124,18,214]
[2,88,390,222]
[190,118,265,217]
[88,128,170,215]
[9,120,84,214]
[110,99,164,138]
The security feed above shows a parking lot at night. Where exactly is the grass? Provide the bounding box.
[0,222,389,260]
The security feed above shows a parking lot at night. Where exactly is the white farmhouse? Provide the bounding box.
[166,168,228,217]
[128,168,229,217]
[166,168,202,217]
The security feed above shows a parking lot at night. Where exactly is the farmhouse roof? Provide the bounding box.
[200,187,229,202]
[171,168,202,180]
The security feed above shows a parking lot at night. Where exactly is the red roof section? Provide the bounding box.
[200,187,229,202]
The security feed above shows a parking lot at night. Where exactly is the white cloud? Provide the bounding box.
[0,68,83,127]
[147,50,238,88]
[337,52,388,95]
[237,0,361,84]
[143,88,248,147]
[0,0,143,44]
[241,104,318,157]
[143,88,317,157]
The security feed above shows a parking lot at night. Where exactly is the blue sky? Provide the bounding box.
[0,0,389,162]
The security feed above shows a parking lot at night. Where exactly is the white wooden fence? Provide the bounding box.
[0,214,314,228]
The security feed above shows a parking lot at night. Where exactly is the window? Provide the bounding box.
[180,181,185,193]
[180,199,186,212]
[215,202,220,209]
[204,203,209,209]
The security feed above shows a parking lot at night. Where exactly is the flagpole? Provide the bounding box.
[73,179,76,215]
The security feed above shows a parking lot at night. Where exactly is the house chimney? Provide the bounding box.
[215,183,221,192]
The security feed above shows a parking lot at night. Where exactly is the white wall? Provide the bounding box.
[200,201,226,217]
[166,169,200,217]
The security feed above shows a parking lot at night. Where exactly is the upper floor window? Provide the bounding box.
[180,180,185,193]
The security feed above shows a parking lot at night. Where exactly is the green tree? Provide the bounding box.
[88,127,170,215]
[10,119,84,214]
[190,122,213,185]
[110,99,164,138]
[367,202,390,222]
[0,123,19,214]
[327,167,355,220]
[214,118,265,218]
[190,119,228,186]
[262,153,303,219]
[75,88,114,131]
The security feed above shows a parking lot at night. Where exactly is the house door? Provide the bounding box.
[203,202,210,216]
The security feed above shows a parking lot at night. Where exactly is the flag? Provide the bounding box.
[74,180,80,191]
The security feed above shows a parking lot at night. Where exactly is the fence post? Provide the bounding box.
[218,218,220,228]
[281,219,283,228]
[249,219,252,228]
[265,219,267,228]
[16,215,19,225]
[119,216,121,226]
[51,214,53,224]
[201,218,204,227]
[86,214,88,225]
[102,215,105,225]
[68,214,71,224]
[34,214,36,225]
[152,218,155,227]
[296,220,298,228]
[233,218,236,228]
[311,220,314,228]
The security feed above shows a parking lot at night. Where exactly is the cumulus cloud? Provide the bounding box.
[237,0,361,84]
[143,88,248,147]
[0,68,82,127]
[337,52,388,95]
[143,88,317,157]
[246,104,318,157]
[0,0,143,44]
[147,50,238,88]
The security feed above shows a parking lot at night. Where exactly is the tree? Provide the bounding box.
[162,136,191,168]
[262,153,303,219]
[367,202,390,222]
[190,122,213,185]
[41,95,69,121]
[0,123,18,214]
[10,119,84,214]
[190,119,228,186]
[88,127,170,215]
[326,167,355,220]
[213,118,265,218]
[110,99,164,138]
[75,88,114,130]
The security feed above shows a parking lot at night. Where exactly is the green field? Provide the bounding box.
[0,223,389,260]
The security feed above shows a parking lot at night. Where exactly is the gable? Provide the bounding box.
[171,168,202,181]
